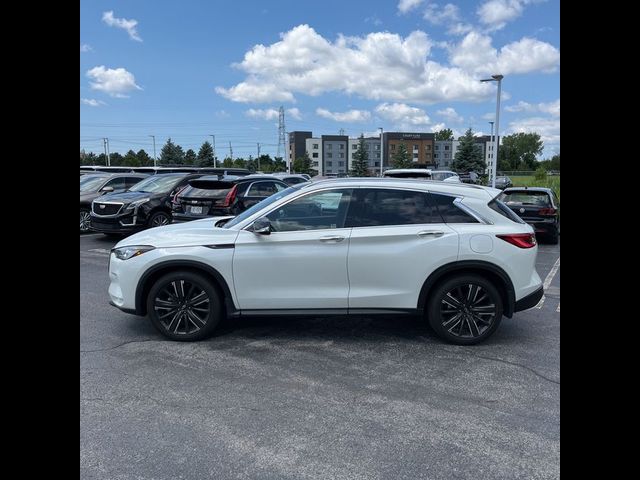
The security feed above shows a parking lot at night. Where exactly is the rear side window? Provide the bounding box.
[180,185,231,198]
[429,193,478,223]
[488,198,525,224]
[346,188,437,227]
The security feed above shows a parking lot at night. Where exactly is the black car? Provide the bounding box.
[494,175,513,189]
[500,187,560,244]
[172,175,289,222]
[80,173,148,233]
[90,173,207,235]
[271,174,312,185]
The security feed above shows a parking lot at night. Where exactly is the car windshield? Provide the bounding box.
[80,175,107,192]
[222,185,302,229]
[500,191,551,206]
[129,174,185,193]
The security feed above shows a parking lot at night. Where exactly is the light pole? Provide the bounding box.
[481,74,503,188]
[149,135,157,167]
[210,135,216,167]
[488,121,494,178]
[378,127,383,177]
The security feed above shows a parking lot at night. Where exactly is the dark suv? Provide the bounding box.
[90,173,207,235]
[172,175,289,222]
[80,173,148,233]
[500,187,560,244]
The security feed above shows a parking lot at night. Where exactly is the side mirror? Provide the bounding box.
[101,186,114,194]
[252,217,271,235]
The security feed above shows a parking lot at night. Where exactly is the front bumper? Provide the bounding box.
[514,286,544,312]
[90,211,146,233]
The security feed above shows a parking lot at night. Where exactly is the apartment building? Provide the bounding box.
[382,132,435,169]
[305,137,323,175]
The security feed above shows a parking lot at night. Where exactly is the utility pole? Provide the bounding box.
[149,135,157,167]
[277,106,287,171]
[103,137,111,166]
[229,141,233,161]
[257,143,261,171]
[210,135,216,167]
[378,128,383,176]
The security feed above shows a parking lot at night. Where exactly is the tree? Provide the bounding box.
[96,153,108,166]
[222,158,234,167]
[498,133,544,171]
[391,143,413,169]
[272,157,287,172]
[256,154,274,172]
[452,128,486,173]
[434,128,454,141]
[184,149,197,165]
[159,138,185,165]
[136,149,152,166]
[196,141,215,167]
[350,134,369,177]
[109,152,124,166]
[233,158,247,169]
[293,152,315,175]
[123,149,140,166]
[80,151,97,165]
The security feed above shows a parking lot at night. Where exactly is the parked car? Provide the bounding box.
[457,172,480,184]
[500,187,559,244]
[431,170,461,182]
[270,173,311,185]
[171,175,289,222]
[80,173,148,233]
[109,178,543,345]
[90,173,207,236]
[383,168,432,179]
[494,176,513,189]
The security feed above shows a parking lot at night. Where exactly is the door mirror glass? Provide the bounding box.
[252,217,271,235]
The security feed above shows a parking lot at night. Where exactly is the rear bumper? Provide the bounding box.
[514,286,544,312]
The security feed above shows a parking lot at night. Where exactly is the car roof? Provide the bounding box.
[383,169,432,174]
[192,174,287,183]
[298,177,501,199]
[503,187,553,193]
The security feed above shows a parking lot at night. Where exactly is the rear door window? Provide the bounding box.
[246,181,286,197]
[346,188,437,227]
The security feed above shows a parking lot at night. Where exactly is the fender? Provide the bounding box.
[417,260,516,318]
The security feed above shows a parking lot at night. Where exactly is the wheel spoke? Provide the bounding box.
[187,310,206,329]
[443,312,463,328]
[471,312,492,326]
[155,299,179,309]
[158,308,179,319]
[166,311,181,331]
[188,291,209,307]
[470,304,495,313]
[442,293,463,309]
[472,293,489,306]
[467,316,481,337]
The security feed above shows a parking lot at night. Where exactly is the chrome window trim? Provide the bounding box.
[453,198,493,225]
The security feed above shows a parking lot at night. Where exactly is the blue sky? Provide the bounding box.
[80,0,559,159]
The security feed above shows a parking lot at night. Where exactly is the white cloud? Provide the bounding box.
[80,98,106,107]
[505,99,559,116]
[447,23,474,36]
[86,66,142,98]
[398,0,425,14]
[430,123,447,132]
[245,107,302,120]
[216,24,496,105]
[450,32,559,75]
[102,11,142,42]
[437,107,463,123]
[375,103,431,128]
[507,116,560,147]
[424,2,460,25]
[80,43,92,53]
[482,112,496,120]
[316,108,371,123]
[477,0,544,31]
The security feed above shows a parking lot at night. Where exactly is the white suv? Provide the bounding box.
[108,179,543,345]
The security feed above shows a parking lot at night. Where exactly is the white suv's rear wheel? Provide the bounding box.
[427,274,503,345]
[147,271,222,341]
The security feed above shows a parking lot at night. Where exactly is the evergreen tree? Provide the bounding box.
[123,149,140,166]
[452,128,486,173]
[233,158,247,169]
[109,152,124,166]
[391,143,413,169]
[350,134,370,177]
[222,158,234,167]
[159,138,185,165]
[293,152,314,175]
[136,149,152,166]
[196,141,215,167]
[184,149,197,165]
[272,157,287,172]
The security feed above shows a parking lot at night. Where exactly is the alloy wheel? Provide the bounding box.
[151,214,170,227]
[80,210,91,232]
[153,280,211,335]
[440,284,496,339]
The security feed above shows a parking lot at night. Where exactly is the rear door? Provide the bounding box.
[346,188,458,310]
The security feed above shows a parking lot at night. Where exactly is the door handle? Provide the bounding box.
[319,235,345,242]
[417,230,444,237]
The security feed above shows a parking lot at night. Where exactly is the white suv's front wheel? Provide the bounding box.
[147,271,222,341]
[428,274,503,345]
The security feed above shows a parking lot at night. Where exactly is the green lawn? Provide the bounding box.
[509,176,560,200]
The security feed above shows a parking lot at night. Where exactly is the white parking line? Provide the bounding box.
[535,257,560,309]
[556,304,560,312]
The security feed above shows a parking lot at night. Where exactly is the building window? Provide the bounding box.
[374,162,379,166]
[375,145,380,150]
[313,144,319,149]
[444,145,450,151]
[444,153,449,159]
[327,144,332,150]
[435,145,440,150]
[339,144,344,150]
[426,154,431,160]
[327,161,333,166]
[339,161,344,167]
[376,153,380,159]
[353,144,358,150]
[327,153,333,158]
[312,161,318,166]
[390,144,396,151]
[339,153,344,158]
[413,144,419,150]
[426,145,431,151]
[312,153,318,158]
[434,153,439,159]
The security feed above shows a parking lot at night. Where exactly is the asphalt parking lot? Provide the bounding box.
[80,233,560,480]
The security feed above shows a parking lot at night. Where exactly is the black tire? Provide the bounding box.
[427,274,503,345]
[80,208,92,233]
[147,211,171,228]
[147,271,222,341]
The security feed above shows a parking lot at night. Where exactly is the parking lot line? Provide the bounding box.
[535,257,560,309]
[556,304,560,312]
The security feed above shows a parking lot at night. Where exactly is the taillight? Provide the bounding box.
[496,233,537,249]
[538,207,556,216]
[221,185,238,207]
[172,186,187,205]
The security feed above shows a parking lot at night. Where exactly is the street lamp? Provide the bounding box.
[488,121,494,178]
[481,74,503,188]
[148,135,157,167]
[378,127,383,177]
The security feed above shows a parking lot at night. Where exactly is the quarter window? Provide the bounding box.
[429,193,478,223]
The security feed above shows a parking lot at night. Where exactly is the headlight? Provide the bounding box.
[112,245,155,260]
[125,198,150,210]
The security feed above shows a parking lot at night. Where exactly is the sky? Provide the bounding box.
[80,0,559,160]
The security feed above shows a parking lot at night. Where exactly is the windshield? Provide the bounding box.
[80,175,107,192]
[500,191,550,206]
[222,185,302,229]
[129,174,185,193]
